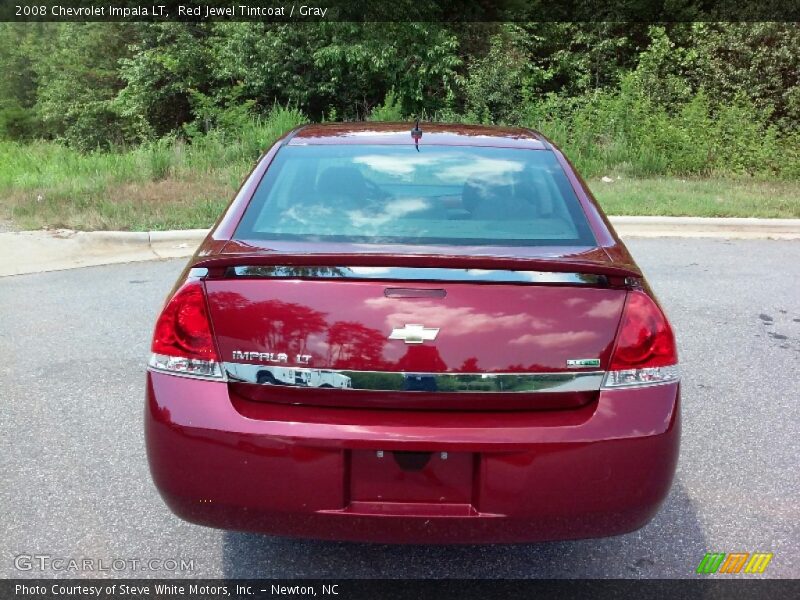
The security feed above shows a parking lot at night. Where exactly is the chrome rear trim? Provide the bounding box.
[226,265,607,285]
[223,363,604,394]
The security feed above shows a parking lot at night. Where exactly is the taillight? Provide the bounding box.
[603,290,679,388]
[148,281,223,379]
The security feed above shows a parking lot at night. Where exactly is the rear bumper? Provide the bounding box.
[145,371,680,544]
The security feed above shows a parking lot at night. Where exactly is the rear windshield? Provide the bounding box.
[235,144,596,247]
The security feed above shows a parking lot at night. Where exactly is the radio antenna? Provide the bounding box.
[411,117,422,152]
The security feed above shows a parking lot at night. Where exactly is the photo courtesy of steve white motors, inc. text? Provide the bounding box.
[14,583,338,597]
[18,3,330,18]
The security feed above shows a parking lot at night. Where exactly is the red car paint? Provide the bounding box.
[207,280,626,373]
[146,123,680,543]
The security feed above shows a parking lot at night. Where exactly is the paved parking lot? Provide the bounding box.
[1,238,798,578]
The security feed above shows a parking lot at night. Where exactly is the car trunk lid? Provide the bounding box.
[201,256,630,410]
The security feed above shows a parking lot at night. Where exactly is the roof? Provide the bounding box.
[287,122,548,149]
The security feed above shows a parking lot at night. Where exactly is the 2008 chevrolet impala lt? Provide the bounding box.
[145,122,679,543]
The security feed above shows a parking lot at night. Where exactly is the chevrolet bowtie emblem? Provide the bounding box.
[388,324,440,344]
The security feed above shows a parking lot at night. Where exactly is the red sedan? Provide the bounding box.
[145,123,679,543]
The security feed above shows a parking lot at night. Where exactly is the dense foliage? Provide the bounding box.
[1,22,798,177]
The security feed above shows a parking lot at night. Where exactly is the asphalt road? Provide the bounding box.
[1,239,798,579]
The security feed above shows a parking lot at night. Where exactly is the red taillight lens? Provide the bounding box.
[152,282,218,361]
[604,291,679,388]
[610,291,677,370]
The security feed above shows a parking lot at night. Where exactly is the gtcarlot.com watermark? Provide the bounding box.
[14,554,195,573]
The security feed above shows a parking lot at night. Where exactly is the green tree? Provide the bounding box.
[0,23,55,139]
[208,23,461,120]
[117,23,211,138]
[34,23,138,149]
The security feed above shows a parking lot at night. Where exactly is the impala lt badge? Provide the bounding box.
[388,324,440,344]
[232,350,311,364]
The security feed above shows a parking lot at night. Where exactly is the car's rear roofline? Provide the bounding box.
[288,122,548,150]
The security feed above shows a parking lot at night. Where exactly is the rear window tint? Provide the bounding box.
[235,145,596,247]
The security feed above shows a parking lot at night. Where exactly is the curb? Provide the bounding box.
[1,217,799,277]
[0,229,209,277]
[72,229,209,258]
[110,216,800,245]
[148,229,209,258]
[609,216,800,239]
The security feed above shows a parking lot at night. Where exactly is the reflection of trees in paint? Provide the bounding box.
[396,345,447,372]
[258,301,327,356]
[349,372,404,391]
[459,357,479,372]
[326,321,388,369]
[211,291,327,357]
[209,290,391,371]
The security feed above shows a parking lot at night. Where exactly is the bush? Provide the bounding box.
[521,76,798,179]
[368,90,404,122]
[0,105,39,141]
[463,25,531,124]
[181,103,307,172]
[145,137,179,181]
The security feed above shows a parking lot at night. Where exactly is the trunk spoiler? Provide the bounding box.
[192,252,642,280]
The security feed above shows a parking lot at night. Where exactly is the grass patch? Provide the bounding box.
[6,176,232,231]
[0,105,307,231]
[590,177,800,219]
[1,150,238,231]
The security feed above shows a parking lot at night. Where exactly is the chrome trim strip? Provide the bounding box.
[223,363,604,394]
[227,265,607,286]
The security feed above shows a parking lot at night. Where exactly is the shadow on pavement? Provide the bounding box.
[221,480,704,578]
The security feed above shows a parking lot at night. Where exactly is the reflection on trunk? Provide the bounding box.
[205,278,627,374]
[326,321,388,370]
[211,291,328,358]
